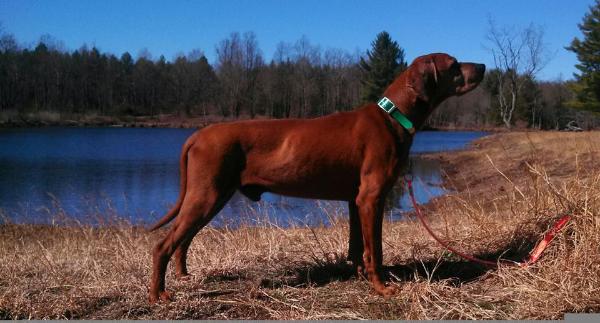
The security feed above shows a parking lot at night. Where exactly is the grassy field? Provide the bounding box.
[1,131,599,319]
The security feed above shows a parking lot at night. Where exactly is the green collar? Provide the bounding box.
[377,97,415,135]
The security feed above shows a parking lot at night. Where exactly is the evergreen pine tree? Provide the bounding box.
[359,31,407,103]
[566,0,600,112]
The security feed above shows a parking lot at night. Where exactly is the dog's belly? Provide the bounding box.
[247,182,358,201]
[268,176,359,201]
[241,159,360,201]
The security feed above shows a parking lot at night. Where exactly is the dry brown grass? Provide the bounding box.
[1,131,599,319]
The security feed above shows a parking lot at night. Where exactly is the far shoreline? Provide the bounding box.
[0,113,508,132]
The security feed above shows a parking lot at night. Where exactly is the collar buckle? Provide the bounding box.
[377,97,396,113]
[377,97,416,135]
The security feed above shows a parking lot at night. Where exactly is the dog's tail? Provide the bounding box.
[148,133,196,232]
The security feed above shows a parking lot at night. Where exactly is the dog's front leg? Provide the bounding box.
[356,178,396,297]
[347,201,365,277]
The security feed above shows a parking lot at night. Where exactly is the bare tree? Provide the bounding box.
[486,18,551,128]
[215,32,264,118]
[241,32,264,118]
[216,32,244,117]
[292,36,320,117]
[273,41,292,63]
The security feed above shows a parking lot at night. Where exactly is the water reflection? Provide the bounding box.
[0,128,486,226]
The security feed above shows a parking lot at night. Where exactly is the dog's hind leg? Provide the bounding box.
[149,189,233,303]
[173,233,194,279]
[173,189,233,279]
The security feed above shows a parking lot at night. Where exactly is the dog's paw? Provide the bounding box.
[160,291,173,302]
[373,284,397,298]
[149,294,159,304]
[380,285,397,298]
[149,290,174,304]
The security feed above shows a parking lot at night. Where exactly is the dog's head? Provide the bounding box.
[407,53,485,104]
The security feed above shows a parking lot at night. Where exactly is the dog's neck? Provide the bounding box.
[381,73,435,132]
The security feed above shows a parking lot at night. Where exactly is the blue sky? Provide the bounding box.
[0,0,595,80]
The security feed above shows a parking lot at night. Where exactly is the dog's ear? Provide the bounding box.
[408,59,438,102]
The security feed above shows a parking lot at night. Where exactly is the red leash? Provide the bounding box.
[406,178,571,267]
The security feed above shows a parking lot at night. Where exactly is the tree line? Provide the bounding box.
[0,25,598,129]
[0,31,362,121]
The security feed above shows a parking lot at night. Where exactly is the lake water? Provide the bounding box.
[0,127,487,227]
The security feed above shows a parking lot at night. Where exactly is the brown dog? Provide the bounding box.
[148,53,485,302]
